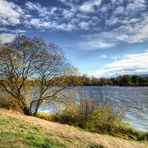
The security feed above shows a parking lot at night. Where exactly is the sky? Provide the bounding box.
[0,0,148,77]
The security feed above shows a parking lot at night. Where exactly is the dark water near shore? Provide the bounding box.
[40,86,148,131]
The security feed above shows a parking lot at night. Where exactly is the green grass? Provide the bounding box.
[0,109,147,148]
[0,116,63,148]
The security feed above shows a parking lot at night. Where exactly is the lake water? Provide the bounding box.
[40,86,148,132]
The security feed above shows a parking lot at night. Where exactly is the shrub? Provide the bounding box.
[84,104,123,134]
[78,99,100,128]
[52,98,148,141]
[115,125,148,140]
[36,112,54,121]
[0,91,20,111]
[137,132,148,141]
[54,103,79,125]
[55,99,124,134]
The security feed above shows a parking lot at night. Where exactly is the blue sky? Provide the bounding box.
[0,0,148,77]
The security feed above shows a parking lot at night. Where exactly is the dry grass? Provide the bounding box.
[0,109,147,148]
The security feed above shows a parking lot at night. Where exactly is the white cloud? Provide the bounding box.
[105,0,146,27]
[110,56,121,60]
[79,40,115,50]
[79,21,90,30]
[114,18,148,43]
[90,51,148,77]
[25,2,49,17]
[82,14,148,48]
[126,0,146,13]
[79,0,102,12]
[102,55,108,59]
[106,16,120,25]
[22,0,148,35]
[76,13,90,20]
[62,9,75,19]
[113,6,124,15]
[58,0,76,7]
[26,18,77,31]
[0,0,23,25]
[111,0,123,6]
[24,1,102,31]
[79,31,116,50]
[28,18,51,28]
[0,0,147,34]
[98,55,121,60]
[24,1,80,31]
[0,33,16,43]
[0,27,25,34]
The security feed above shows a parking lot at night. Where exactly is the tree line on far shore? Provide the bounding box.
[64,74,148,86]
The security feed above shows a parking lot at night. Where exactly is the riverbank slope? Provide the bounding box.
[0,109,147,148]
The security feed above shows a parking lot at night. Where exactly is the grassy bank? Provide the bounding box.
[37,112,148,141]
[0,109,147,148]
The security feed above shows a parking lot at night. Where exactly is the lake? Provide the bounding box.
[40,86,148,132]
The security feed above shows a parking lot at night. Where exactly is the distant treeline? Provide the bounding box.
[1,74,148,87]
[65,74,148,86]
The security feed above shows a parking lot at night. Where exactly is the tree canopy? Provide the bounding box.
[0,35,78,115]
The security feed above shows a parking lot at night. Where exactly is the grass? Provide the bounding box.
[0,109,147,148]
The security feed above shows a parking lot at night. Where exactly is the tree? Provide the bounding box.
[0,35,76,115]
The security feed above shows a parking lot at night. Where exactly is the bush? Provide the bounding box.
[54,103,79,125]
[115,125,148,140]
[137,132,148,141]
[0,91,20,111]
[55,99,124,134]
[36,112,54,121]
[34,97,148,141]
[54,98,148,141]
[84,104,123,134]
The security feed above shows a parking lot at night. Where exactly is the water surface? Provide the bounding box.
[40,86,148,131]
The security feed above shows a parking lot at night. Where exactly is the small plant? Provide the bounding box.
[36,112,54,121]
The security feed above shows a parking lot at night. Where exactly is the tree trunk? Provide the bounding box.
[34,100,41,116]
[19,99,32,115]
[22,106,32,115]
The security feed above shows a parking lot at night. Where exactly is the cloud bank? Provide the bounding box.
[90,51,148,77]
